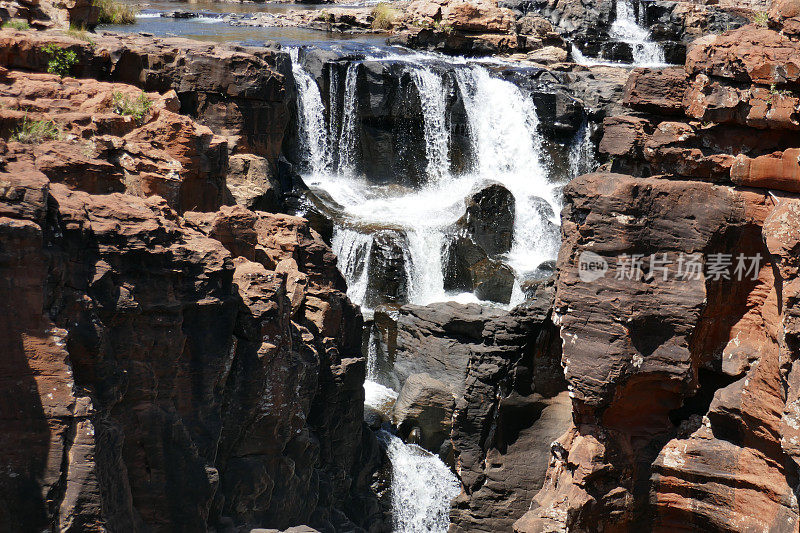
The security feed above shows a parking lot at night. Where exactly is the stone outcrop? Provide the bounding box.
[390,0,567,56]
[0,30,292,168]
[0,0,97,29]
[517,20,800,532]
[0,31,382,533]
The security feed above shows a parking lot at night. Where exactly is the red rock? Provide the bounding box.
[686,26,800,88]
[731,148,800,193]
[623,67,689,116]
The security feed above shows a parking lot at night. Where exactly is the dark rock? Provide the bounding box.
[458,183,515,256]
[366,229,411,308]
[444,235,516,304]
[392,373,455,457]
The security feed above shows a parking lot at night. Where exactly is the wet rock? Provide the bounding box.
[366,229,411,307]
[392,302,505,392]
[450,279,569,531]
[392,373,455,456]
[444,235,516,304]
[459,182,515,256]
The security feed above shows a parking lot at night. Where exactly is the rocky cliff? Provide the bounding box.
[0,31,381,533]
[517,5,800,532]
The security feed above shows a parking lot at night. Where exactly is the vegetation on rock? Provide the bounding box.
[371,2,401,30]
[94,0,138,24]
[42,44,78,77]
[112,91,152,123]
[12,116,61,143]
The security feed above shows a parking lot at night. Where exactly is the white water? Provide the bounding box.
[291,54,561,309]
[377,430,462,533]
[610,0,666,66]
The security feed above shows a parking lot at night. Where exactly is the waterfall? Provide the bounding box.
[568,119,597,181]
[339,63,360,174]
[290,49,331,174]
[455,66,560,283]
[410,68,451,182]
[377,430,461,533]
[610,0,665,66]
[331,227,373,306]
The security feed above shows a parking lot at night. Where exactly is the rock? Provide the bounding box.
[444,235,516,304]
[450,280,569,531]
[390,302,505,392]
[0,171,381,531]
[458,182,515,256]
[226,154,282,212]
[366,229,411,307]
[730,149,800,193]
[623,67,688,115]
[686,26,800,88]
[392,373,455,456]
[0,30,292,163]
[0,0,97,29]
[526,45,568,64]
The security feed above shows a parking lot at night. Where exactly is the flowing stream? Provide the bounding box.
[610,0,666,66]
[289,48,588,532]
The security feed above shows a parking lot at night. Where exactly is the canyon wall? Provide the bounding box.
[0,33,382,533]
[517,6,800,532]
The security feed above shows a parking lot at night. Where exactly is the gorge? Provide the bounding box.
[1,0,799,531]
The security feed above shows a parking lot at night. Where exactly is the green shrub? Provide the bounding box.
[94,0,138,25]
[66,24,95,45]
[753,11,769,27]
[112,91,153,123]
[2,19,30,30]
[371,2,401,30]
[11,117,61,144]
[42,44,78,78]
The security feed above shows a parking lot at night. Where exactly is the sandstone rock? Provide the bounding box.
[686,26,800,88]
[730,148,800,193]
[0,31,292,162]
[0,0,97,29]
[623,67,688,115]
[392,373,455,456]
[366,229,411,307]
[226,153,282,212]
[526,45,568,64]
[0,172,379,531]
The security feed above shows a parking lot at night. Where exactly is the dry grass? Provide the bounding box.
[371,2,401,30]
[95,0,138,25]
[11,117,61,144]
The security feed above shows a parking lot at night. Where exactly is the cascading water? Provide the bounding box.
[377,430,462,533]
[454,66,560,285]
[288,50,573,532]
[610,0,666,66]
[290,49,331,174]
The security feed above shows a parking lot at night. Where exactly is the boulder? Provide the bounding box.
[458,182,515,256]
[392,373,455,456]
[366,229,411,307]
[226,154,282,212]
[444,235,516,304]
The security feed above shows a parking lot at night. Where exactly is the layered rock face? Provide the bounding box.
[0,0,97,29]
[0,32,380,533]
[517,14,800,533]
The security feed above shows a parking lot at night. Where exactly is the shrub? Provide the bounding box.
[2,19,30,30]
[753,11,769,27]
[66,24,95,45]
[42,44,78,77]
[94,0,138,25]
[112,91,153,123]
[11,117,61,144]
[371,2,401,30]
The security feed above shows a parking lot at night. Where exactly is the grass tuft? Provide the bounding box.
[66,24,96,45]
[11,116,61,144]
[94,0,138,25]
[112,91,153,123]
[753,11,769,27]
[2,19,30,30]
[371,2,401,30]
